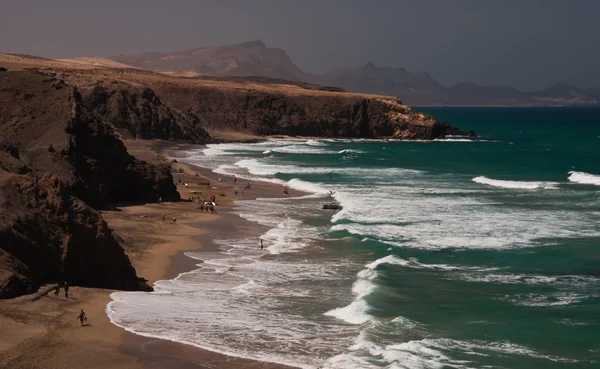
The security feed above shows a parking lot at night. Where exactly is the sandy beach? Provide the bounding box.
[0,139,295,369]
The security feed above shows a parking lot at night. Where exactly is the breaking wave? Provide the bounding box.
[472,176,558,189]
[568,171,600,186]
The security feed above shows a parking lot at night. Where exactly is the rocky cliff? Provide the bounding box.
[81,82,210,143]
[1,55,475,141]
[0,71,182,298]
[154,82,474,139]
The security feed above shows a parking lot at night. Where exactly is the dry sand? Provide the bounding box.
[0,139,297,369]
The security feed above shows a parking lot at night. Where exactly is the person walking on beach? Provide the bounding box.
[162,213,165,222]
[64,282,69,299]
[233,176,237,184]
[260,239,264,250]
[76,309,87,326]
[53,284,60,298]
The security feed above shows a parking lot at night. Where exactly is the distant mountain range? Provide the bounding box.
[111,40,600,106]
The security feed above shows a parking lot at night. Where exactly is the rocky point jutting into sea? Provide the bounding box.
[0,54,473,298]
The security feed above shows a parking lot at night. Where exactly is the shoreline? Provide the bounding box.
[116,140,307,368]
[0,139,303,369]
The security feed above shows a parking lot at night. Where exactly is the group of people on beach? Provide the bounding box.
[199,202,217,213]
[53,281,69,299]
[52,282,87,327]
[192,195,216,213]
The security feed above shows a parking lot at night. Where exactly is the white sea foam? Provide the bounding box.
[211,164,287,186]
[324,299,373,325]
[132,140,597,368]
[266,144,336,154]
[261,217,313,254]
[322,335,580,369]
[434,138,475,142]
[234,158,423,178]
[329,181,600,250]
[391,316,425,330]
[366,255,498,272]
[472,176,558,189]
[197,143,600,256]
[108,230,357,369]
[324,260,381,325]
[557,319,595,326]
[305,139,327,146]
[456,272,598,288]
[568,171,600,186]
[500,292,586,307]
[424,339,580,363]
[202,141,284,157]
[286,178,331,195]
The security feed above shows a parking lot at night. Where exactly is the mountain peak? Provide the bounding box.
[241,39,266,48]
[110,39,308,81]
[363,61,376,69]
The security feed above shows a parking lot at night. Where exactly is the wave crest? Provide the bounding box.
[473,176,558,189]
[568,171,600,186]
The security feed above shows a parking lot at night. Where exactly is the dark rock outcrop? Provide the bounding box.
[0,71,181,298]
[82,83,210,143]
[0,173,150,298]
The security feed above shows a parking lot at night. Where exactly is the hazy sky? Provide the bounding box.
[1,0,599,90]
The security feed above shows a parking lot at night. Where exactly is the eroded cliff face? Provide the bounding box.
[0,71,180,297]
[0,173,149,298]
[153,83,474,139]
[41,66,473,141]
[377,98,475,139]
[81,83,210,143]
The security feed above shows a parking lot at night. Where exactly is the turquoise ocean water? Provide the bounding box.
[108,108,600,368]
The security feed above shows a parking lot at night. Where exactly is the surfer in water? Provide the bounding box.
[260,239,264,250]
[329,190,336,195]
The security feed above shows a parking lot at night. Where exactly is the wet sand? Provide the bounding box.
[0,139,299,369]
[117,140,299,368]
